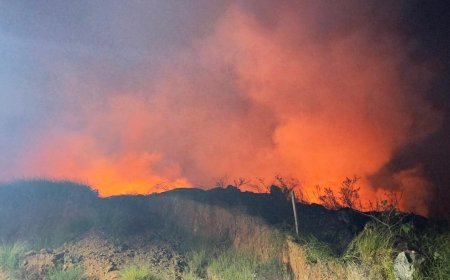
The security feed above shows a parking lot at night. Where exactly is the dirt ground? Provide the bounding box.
[0,268,9,280]
[20,230,185,280]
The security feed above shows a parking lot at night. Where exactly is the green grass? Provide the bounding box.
[45,264,84,280]
[181,236,222,279]
[206,249,259,280]
[0,242,28,279]
[344,222,396,280]
[185,249,210,279]
[415,230,450,280]
[206,249,291,280]
[290,221,450,280]
[300,235,335,265]
[120,265,161,280]
[180,231,291,280]
[295,222,399,279]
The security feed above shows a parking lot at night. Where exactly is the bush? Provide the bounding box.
[0,242,27,278]
[120,265,161,280]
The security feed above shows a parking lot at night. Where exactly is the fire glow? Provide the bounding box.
[2,3,441,216]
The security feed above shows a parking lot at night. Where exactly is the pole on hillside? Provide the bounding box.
[291,190,299,239]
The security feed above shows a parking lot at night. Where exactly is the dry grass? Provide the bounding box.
[156,196,286,261]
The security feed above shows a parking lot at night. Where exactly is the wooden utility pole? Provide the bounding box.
[291,191,299,238]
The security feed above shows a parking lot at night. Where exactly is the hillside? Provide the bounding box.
[0,180,448,280]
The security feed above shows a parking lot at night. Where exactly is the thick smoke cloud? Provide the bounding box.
[0,1,446,216]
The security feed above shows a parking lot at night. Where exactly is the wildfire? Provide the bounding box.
[2,3,440,217]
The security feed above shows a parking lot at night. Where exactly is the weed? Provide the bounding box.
[185,250,210,278]
[120,264,161,280]
[45,264,84,280]
[207,249,258,280]
[206,249,291,280]
[299,235,335,264]
[344,222,396,280]
[0,242,28,279]
[415,230,450,280]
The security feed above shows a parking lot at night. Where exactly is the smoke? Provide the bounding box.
[0,1,443,215]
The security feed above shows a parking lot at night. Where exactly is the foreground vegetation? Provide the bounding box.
[119,265,160,280]
[0,243,27,278]
[45,264,84,280]
[0,179,448,279]
[1,225,448,279]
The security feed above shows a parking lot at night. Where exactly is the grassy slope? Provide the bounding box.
[0,180,448,280]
